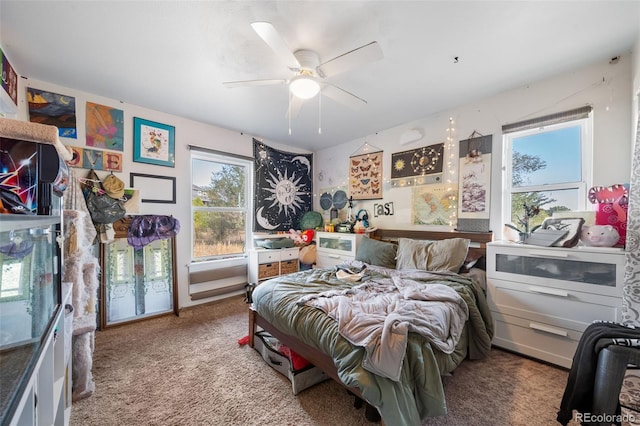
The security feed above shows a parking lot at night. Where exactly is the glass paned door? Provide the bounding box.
[102,236,176,327]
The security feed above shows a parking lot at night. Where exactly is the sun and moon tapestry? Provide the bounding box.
[254,139,313,232]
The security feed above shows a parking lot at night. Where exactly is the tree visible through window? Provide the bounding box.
[502,109,592,232]
[191,150,252,261]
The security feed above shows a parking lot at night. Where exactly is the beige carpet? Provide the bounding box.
[70,295,594,426]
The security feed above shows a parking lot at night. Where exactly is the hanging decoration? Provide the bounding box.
[456,131,492,232]
[253,139,313,232]
[349,142,382,200]
[390,143,444,187]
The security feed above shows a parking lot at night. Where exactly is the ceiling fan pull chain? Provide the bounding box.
[318,89,322,135]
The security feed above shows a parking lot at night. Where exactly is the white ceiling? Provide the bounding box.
[1,1,638,152]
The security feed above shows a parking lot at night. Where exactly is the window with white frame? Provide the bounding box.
[190,148,253,261]
[502,106,593,233]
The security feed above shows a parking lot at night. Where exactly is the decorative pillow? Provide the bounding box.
[396,237,470,272]
[396,238,430,270]
[355,237,398,269]
[426,238,470,272]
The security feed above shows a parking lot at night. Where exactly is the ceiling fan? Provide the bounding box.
[223,22,383,122]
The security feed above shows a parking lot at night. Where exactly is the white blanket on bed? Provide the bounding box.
[298,273,469,382]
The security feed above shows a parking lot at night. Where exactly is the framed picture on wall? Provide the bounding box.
[133,117,175,167]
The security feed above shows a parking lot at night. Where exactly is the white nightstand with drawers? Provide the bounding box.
[248,247,300,284]
[315,232,366,269]
[486,241,624,368]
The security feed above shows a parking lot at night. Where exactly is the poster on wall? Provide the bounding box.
[254,139,312,232]
[27,88,77,138]
[349,150,382,200]
[457,134,492,232]
[412,184,457,226]
[86,102,124,151]
[391,143,444,186]
[1,48,18,106]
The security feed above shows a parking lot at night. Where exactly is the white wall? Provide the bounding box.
[4,48,636,309]
[314,55,634,240]
[7,75,309,309]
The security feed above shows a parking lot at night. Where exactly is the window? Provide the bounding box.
[502,107,593,232]
[190,148,252,261]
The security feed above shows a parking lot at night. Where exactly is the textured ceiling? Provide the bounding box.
[1,1,638,151]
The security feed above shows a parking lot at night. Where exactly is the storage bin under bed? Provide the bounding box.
[253,330,329,395]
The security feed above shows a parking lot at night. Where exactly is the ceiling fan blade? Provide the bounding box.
[322,84,367,110]
[223,79,287,88]
[285,95,304,119]
[317,41,383,78]
[251,22,301,70]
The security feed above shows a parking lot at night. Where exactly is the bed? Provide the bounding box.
[248,229,494,425]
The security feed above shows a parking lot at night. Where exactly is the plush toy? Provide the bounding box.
[580,224,620,247]
[288,228,315,245]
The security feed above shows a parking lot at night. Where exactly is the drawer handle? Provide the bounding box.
[529,322,568,337]
[528,286,569,297]
[268,356,283,366]
[527,250,569,258]
[328,254,341,259]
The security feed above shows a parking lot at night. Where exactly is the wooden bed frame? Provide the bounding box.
[248,229,493,404]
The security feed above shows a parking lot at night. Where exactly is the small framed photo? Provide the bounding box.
[133,117,175,167]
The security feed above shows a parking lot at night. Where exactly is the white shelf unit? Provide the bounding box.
[486,241,624,368]
[315,232,365,269]
[248,247,300,284]
[9,282,73,426]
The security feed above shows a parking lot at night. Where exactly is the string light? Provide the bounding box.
[445,117,458,227]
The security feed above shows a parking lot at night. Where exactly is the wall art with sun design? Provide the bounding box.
[391,143,444,185]
[253,139,313,231]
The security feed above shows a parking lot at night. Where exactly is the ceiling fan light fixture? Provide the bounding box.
[289,75,320,99]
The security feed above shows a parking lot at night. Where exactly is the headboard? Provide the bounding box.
[370,228,493,259]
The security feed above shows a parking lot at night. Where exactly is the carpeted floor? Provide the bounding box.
[69,295,624,426]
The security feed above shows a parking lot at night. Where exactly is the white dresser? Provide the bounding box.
[248,247,300,284]
[486,241,625,368]
[315,232,365,268]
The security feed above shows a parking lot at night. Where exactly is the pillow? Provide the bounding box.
[395,238,430,270]
[396,237,470,272]
[426,238,470,272]
[355,237,398,269]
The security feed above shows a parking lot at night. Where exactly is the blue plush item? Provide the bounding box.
[255,238,295,249]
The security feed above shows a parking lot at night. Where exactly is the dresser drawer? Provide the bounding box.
[316,232,363,258]
[258,262,279,280]
[488,278,621,331]
[316,253,354,269]
[257,250,281,263]
[280,259,299,275]
[492,311,581,368]
[280,248,299,261]
[487,242,624,298]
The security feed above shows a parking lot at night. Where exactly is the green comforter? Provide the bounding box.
[251,263,494,426]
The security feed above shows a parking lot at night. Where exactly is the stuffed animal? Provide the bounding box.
[580,225,620,247]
